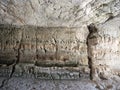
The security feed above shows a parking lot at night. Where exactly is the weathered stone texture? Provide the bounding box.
[0,25,89,79]
[87,16,120,80]
[0,0,120,87]
[36,27,88,66]
[97,16,120,76]
[20,27,36,63]
[0,0,120,26]
[0,25,22,65]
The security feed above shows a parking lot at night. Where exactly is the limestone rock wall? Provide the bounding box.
[0,0,120,26]
[0,0,120,82]
[0,25,89,79]
[97,16,120,71]
[87,16,120,80]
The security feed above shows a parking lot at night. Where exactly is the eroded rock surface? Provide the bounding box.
[0,0,120,26]
[0,0,120,90]
[87,16,120,80]
[0,25,89,80]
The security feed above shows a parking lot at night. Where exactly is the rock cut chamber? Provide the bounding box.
[0,24,90,79]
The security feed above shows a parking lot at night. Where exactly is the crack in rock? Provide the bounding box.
[0,30,23,88]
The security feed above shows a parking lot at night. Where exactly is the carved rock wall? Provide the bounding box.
[0,25,89,79]
[0,15,120,80]
[87,16,120,80]
[0,0,120,89]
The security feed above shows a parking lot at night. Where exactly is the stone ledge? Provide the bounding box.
[0,63,90,80]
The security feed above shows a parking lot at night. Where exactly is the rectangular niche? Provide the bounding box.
[0,24,89,68]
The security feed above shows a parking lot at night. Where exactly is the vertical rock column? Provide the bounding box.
[87,23,101,80]
[87,17,120,80]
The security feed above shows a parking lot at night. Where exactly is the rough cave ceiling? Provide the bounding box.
[0,0,120,26]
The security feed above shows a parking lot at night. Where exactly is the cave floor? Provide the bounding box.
[0,76,120,90]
